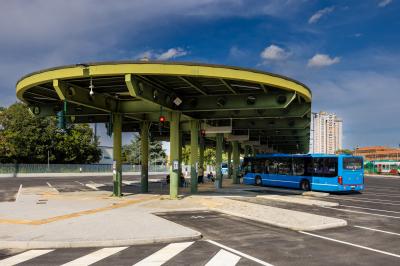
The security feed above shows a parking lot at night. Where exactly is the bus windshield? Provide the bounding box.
[343,157,363,170]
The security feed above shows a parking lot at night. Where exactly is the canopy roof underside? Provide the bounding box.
[16,61,312,153]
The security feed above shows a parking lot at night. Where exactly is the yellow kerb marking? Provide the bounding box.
[0,196,158,225]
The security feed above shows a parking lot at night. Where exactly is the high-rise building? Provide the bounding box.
[310,112,343,154]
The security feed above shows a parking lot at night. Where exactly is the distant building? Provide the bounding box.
[310,111,343,154]
[354,146,400,161]
[98,146,113,164]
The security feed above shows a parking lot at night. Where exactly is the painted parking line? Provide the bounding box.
[206,240,274,266]
[322,206,400,219]
[299,231,400,258]
[329,196,400,206]
[14,184,22,202]
[361,192,400,198]
[340,204,400,214]
[354,226,400,237]
[0,249,54,266]
[74,181,85,186]
[61,246,128,266]
[205,249,241,266]
[133,242,194,266]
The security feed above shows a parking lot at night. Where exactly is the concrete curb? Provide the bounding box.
[0,232,202,249]
[256,195,338,207]
[212,208,347,231]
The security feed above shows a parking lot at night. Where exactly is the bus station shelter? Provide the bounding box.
[16,61,312,198]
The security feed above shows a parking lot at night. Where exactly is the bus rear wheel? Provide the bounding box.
[255,176,262,186]
[300,180,310,191]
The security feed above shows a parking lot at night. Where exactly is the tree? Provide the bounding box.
[0,103,101,163]
[122,133,167,165]
[336,149,354,155]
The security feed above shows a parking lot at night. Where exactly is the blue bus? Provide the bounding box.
[242,154,364,192]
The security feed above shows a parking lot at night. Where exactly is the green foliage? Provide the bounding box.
[336,149,354,155]
[0,103,101,163]
[122,133,167,165]
[182,145,190,165]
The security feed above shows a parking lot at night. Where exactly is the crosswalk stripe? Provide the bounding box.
[206,240,274,266]
[0,249,54,266]
[133,241,194,266]
[205,249,240,266]
[60,246,128,266]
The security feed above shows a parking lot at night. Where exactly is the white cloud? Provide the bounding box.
[135,48,188,61]
[157,48,188,60]
[308,6,334,24]
[308,53,340,67]
[260,45,290,61]
[378,0,392,7]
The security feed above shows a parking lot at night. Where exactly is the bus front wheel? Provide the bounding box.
[300,180,310,191]
[255,176,262,186]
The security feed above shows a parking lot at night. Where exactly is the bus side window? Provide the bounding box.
[293,158,305,176]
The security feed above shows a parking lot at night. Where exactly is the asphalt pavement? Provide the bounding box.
[0,174,399,265]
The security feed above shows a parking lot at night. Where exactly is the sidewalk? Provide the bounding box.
[0,182,346,249]
[0,187,201,249]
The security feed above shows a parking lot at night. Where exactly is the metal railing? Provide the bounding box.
[0,164,168,174]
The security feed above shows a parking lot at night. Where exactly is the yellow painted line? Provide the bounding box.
[0,196,158,225]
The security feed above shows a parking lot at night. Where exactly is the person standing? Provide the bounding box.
[198,166,204,184]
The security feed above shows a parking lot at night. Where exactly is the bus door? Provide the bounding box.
[311,157,339,191]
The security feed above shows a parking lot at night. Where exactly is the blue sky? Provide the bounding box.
[0,0,399,149]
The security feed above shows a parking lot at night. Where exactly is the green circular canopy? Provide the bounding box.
[16,61,312,153]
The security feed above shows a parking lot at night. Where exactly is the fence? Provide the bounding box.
[0,164,168,175]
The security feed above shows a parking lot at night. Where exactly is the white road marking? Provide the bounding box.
[362,192,400,198]
[354,226,400,236]
[205,249,241,266]
[74,181,85,186]
[85,183,99,191]
[133,241,194,266]
[46,182,53,188]
[329,196,400,206]
[0,249,54,266]
[340,204,400,214]
[322,206,400,219]
[207,240,274,266]
[299,231,400,258]
[14,184,22,202]
[61,246,128,266]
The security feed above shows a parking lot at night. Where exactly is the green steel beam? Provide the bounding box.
[180,91,295,112]
[140,121,150,193]
[185,103,311,120]
[215,133,223,189]
[220,79,237,94]
[190,120,199,193]
[53,79,117,112]
[178,76,207,95]
[113,113,123,197]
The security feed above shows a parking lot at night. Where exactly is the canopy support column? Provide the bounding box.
[227,143,232,179]
[113,113,122,197]
[140,121,150,193]
[232,141,240,184]
[190,120,199,193]
[169,112,181,199]
[215,133,223,189]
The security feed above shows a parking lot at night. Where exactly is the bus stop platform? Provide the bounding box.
[0,182,346,249]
